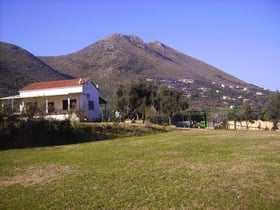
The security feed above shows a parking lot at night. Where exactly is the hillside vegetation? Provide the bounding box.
[1,129,280,209]
[0,42,73,97]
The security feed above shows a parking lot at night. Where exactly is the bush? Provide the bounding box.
[0,119,81,149]
[0,117,168,149]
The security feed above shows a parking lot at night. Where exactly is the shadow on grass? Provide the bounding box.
[0,119,167,150]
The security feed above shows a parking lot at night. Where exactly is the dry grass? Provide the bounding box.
[0,165,74,188]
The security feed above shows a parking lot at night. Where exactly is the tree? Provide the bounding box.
[157,86,189,124]
[113,80,157,121]
[113,83,128,114]
[238,102,254,129]
[264,92,280,130]
[127,80,157,120]
[112,80,189,124]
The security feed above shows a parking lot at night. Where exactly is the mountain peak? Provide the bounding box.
[104,33,142,41]
[103,33,145,49]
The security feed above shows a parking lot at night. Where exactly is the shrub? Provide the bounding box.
[0,118,167,150]
[0,119,81,149]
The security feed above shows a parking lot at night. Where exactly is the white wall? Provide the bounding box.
[227,120,280,130]
[82,81,100,121]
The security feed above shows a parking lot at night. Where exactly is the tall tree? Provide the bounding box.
[128,80,157,118]
[157,86,189,124]
[264,92,280,130]
[238,102,254,129]
[113,84,128,114]
[113,80,157,120]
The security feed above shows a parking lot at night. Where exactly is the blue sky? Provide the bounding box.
[0,0,279,91]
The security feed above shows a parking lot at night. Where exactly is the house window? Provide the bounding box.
[48,102,54,113]
[62,99,77,110]
[62,100,68,110]
[88,100,94,110]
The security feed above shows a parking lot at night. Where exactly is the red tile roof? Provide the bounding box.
[20,78,91,91]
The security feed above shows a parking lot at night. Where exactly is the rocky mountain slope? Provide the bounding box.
[0,34,270,110]
[0,41,73,97]
[40,34,247,94]
[40,34,269,109]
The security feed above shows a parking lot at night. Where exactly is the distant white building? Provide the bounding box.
[1,78,107,121]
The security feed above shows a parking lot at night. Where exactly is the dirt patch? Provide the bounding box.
[0,164,74,188]
[124,139,149,146]
[247,140,280,151]
[228,161,264,176]
[270,141,280,146]
[187,163,211,171]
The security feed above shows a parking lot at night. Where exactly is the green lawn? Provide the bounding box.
[1,129,280,209]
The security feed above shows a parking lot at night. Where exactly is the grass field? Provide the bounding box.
[0,128,280,209]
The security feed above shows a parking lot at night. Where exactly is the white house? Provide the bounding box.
[1,78,105,121]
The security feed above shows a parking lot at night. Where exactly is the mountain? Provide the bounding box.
[0,34,270,110]
[0,41,73,97]
[40,34,246,94]
[39,34,269,109]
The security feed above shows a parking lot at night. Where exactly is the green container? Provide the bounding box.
[200,120,206,128]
